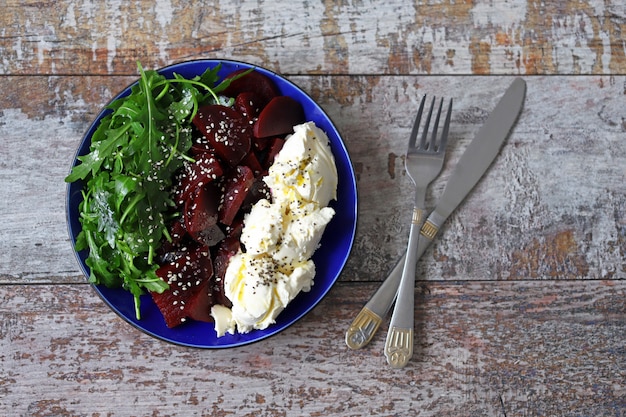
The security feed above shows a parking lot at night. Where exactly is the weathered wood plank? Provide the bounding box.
[1,75,624,283]
[1,0,624,76]
[1,281,623,416]
[2,1,623,414]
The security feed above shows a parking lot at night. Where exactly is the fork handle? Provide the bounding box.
[384,207,423,368]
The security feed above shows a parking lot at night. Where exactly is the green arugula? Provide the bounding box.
[66,62,249,319]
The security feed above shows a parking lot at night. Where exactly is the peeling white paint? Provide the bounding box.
[599,30,612,73]
[62,2,77,30]
[36,36,49,66]
[91,40,98,62]
[12,35,23,62]
[152,0,174,62]
[154,0,174,28]
[106,33,117,73]
[104,1,123,73]
[551,12,605,73]
[587,0,608,18]
[471,0,528,27]
[155,40,169,62]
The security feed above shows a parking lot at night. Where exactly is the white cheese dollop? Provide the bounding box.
[264,122,338,208]
[211,122,338,336]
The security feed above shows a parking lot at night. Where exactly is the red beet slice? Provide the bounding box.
[252,136,271,151]
[169,218,187,244]
[174,152,223,206]
[222,69,280,107]
[184,280,213,323]
[218,165,255,226]
[212,225,242,282]
[157,218,188,262]
[211,230,242,308]
[210,276,232,309]
[263,137,286,170]
[184,183,225,247]
[241,178,271,212]
[242,151,263,177]
[190,134,212,156]
[224,216,244,242]
[152,245,213,328]
[253,96,305,139]
[192,105,252,167]
[234,91,265,121]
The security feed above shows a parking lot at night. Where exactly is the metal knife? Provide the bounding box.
[346,77,527,351]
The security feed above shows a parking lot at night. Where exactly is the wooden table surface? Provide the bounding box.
[1,1,625,416]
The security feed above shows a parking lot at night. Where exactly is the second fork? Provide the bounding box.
[384,96,452,368]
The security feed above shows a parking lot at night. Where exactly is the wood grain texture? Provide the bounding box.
[1,75,624,283]
[1,281,624,416]
[0,0,624,76]
[1,1,625,415]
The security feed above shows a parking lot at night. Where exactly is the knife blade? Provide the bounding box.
[346,77,526,350]
[420,77,526,240]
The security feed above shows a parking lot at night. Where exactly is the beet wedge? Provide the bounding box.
[192,105,252,167]
[174,152,223,206]
[235,91,265,121]
[151,244,214,328]
[184,183,225,247]
[253,96,305,139]
[222,69,280,108]
[184,280,213,323]
[219,165,255,226]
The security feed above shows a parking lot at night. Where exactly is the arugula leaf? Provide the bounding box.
[66,62,231,319]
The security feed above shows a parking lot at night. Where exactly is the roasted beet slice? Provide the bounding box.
[184,280,213,323]
[263,137,286,170]
[191,223,225,248]
[192,105,252,167]
[157,218,189,263]
[234,91,265,121]
[169,218,187,244]
[241,178,271,212]
[252,135,271,152]
[214,236,240,265]
[152,245,213,328]
[209,276,232,309]
[212,231,241,308]
[253,96,305,139]
[225,216,244,242]
[222,69,280,107]
[218,165,255,226]
[242,151,263,177]
[174,152,223,206]
[184,183,225,247]
[190,133,211,156]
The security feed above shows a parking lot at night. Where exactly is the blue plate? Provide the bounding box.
[66,59,357,348]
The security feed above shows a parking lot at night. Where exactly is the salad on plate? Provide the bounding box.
[66,61,339,338]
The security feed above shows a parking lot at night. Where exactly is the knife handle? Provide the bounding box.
[345,222,437,350]
[345,254,405,349]
[420,208,445,244]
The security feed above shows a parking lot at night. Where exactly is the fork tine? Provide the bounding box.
[408,95,427,149]
[429,98,444,150]
[419,96,436,149]
[438,98,453,152]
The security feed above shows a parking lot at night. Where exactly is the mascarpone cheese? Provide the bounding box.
[211,121,338,336]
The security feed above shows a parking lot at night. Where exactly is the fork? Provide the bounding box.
[384,96,452,368]
[344,97,452,351]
